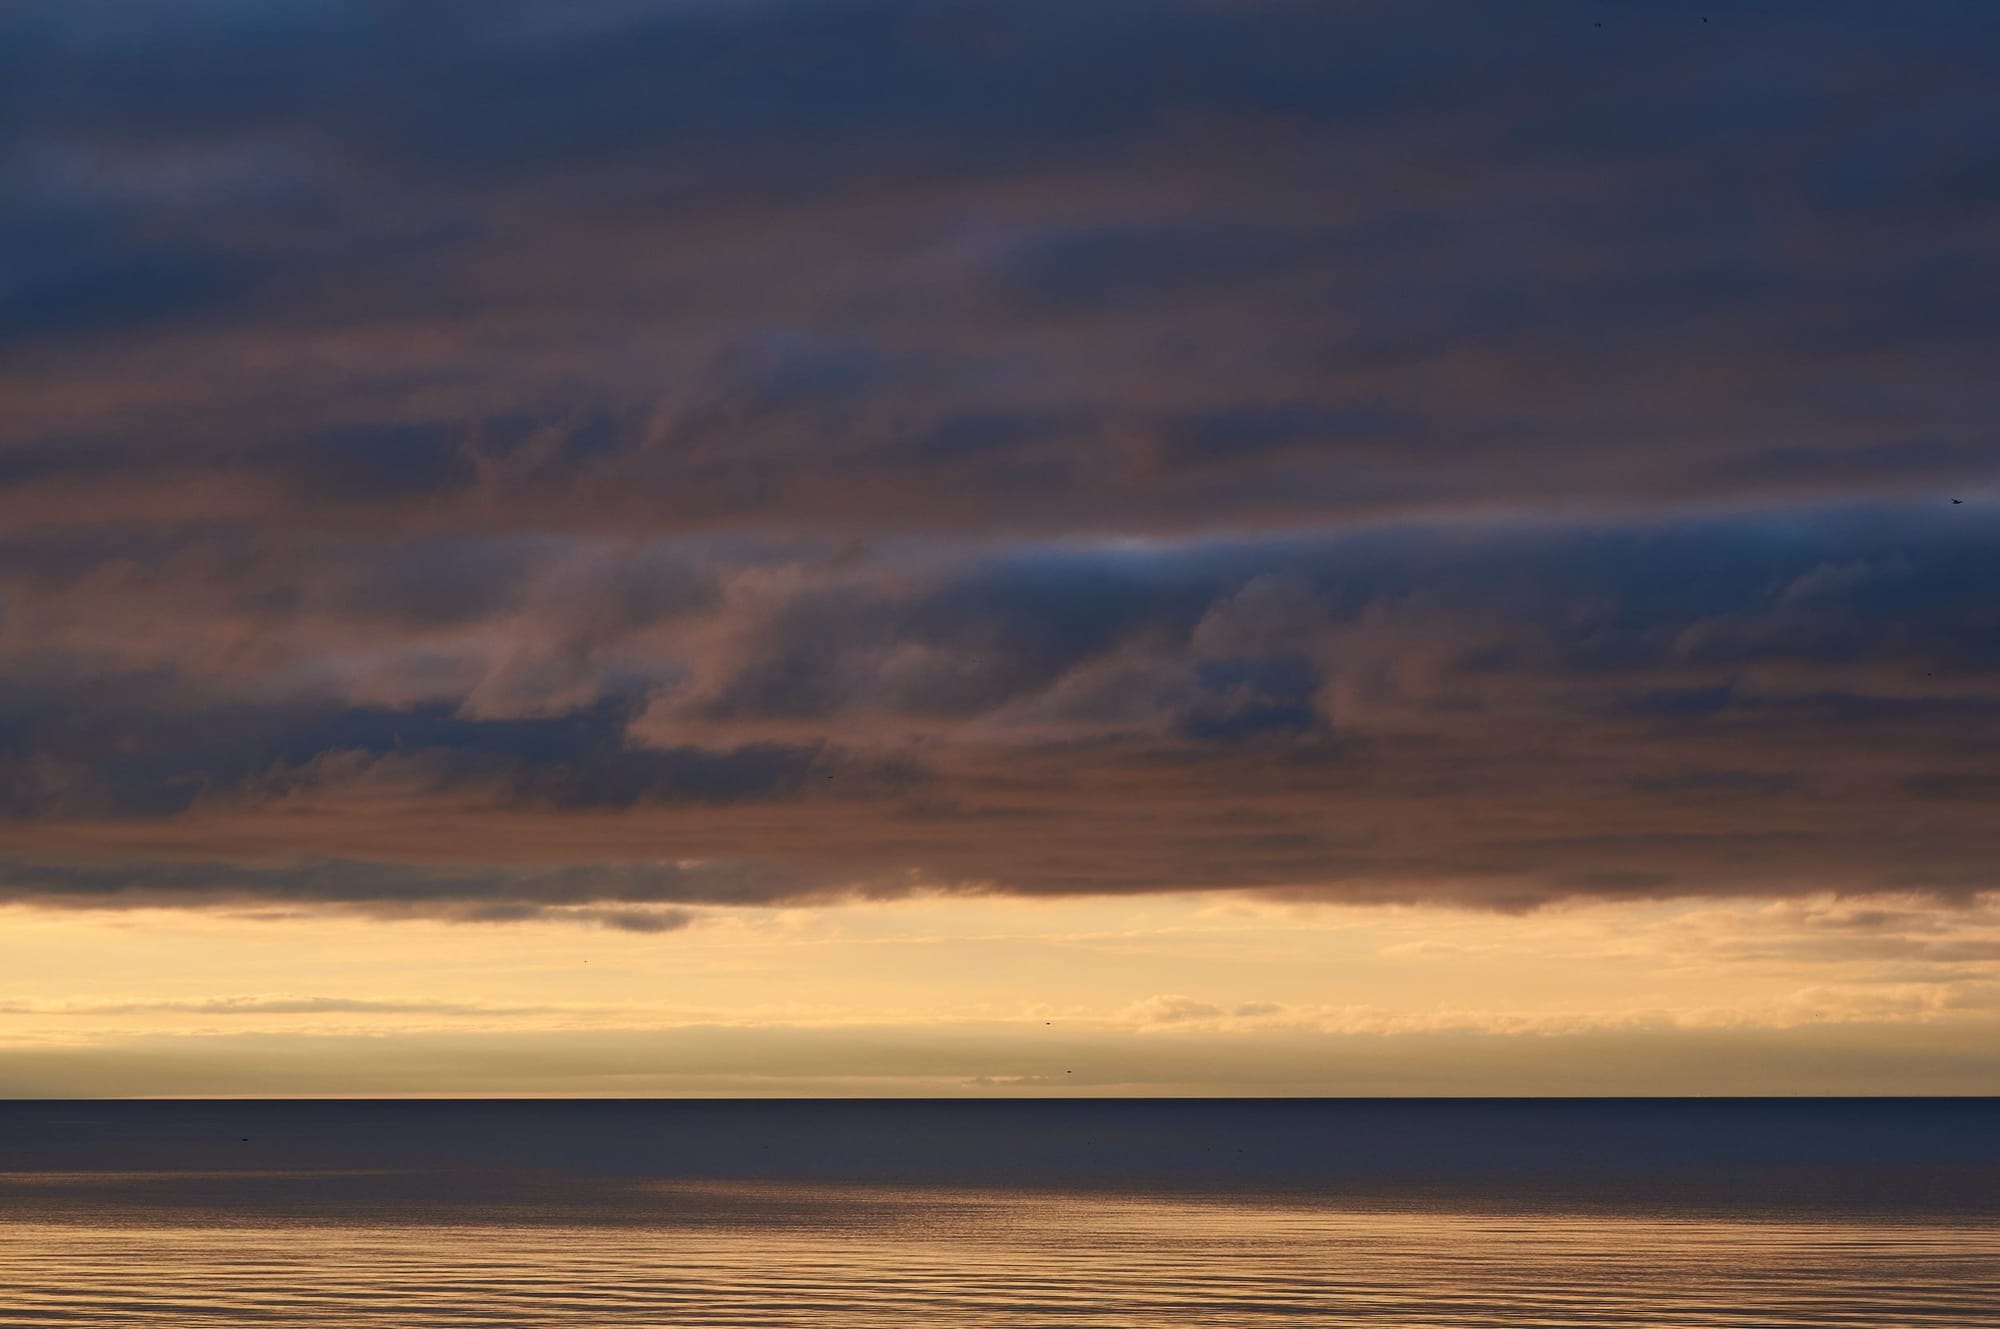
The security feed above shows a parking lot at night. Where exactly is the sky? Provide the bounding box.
[3,0,1999,1096]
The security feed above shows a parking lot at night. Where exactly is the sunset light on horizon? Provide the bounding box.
[3,0,1998,1099]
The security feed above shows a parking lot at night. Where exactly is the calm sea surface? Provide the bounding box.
[2,1100,1996,1327]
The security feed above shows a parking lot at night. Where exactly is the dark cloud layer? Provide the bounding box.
[3,513,1997,910]
[4,0,1997,533]
[1,1,1995,914]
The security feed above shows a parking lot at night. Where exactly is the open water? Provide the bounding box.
[1,1099,1995,1326]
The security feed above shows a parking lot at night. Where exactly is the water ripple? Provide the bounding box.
[4,1184,1997,1327]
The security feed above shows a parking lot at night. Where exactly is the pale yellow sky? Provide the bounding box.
[5,891,1997,1096]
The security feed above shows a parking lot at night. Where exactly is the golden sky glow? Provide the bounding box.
[7,891,1998,1095]
[3,1,1998,1097]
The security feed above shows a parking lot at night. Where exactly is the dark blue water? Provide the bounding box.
[3,1100,1996,1325]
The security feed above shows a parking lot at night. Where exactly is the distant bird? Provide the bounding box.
[1952,499,1963,504]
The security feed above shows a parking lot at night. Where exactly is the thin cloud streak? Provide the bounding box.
[6,1022,2000,1098]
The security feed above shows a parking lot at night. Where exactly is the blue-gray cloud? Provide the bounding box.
[0,0,1993,534]
[0,1,1994,912]
[0,511,1994,908]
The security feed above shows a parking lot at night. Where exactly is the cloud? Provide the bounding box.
[0,2,1994,917]
[1123,995,1225,1026]
[0,857,833,916]
[0,995,560,1017]
[0,1,1995,538]
[0,511,1996,911]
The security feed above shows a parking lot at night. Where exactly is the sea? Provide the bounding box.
[1,1099,1996,1326]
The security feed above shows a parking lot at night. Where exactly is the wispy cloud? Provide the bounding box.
[0,995,562,1017]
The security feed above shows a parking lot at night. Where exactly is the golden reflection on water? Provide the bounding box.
[3,1183,1998,1327]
